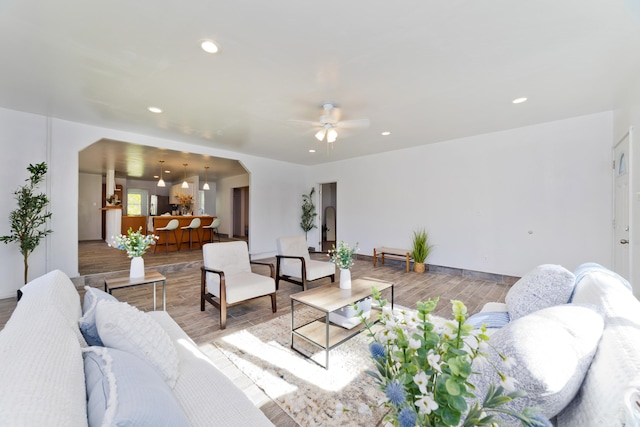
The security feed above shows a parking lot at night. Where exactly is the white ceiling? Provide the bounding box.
[2,0,640,177]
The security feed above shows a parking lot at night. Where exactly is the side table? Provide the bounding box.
[104,270,167,311]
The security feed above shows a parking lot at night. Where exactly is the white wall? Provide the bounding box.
[0,106,616,298]
[307,112,613,278]
[78,173,102,240]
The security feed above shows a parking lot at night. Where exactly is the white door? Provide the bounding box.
[613,132,631,280]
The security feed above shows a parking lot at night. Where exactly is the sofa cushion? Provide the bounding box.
[471,304,604,424]
[505,264,575,320]
[83,346,189,427]
[78,286,118,346]
[557,266,640,426]
[148,311,275,427]
[0,301,87,426]
[96,300,179,388]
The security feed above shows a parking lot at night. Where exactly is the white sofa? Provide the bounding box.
[468,263,640,427]
[0,269,274,427]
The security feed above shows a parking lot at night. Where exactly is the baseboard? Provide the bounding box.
[356,254,519,285]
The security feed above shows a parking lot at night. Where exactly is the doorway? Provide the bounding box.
[320,182,337,252]
[232,186,249,239]
[613,130,632,280]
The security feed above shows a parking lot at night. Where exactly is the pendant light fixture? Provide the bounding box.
[181,163,189,189]
[157,160,166,187]
[202,166,210,190]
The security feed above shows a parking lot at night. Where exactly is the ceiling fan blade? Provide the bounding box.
[337,118,370,129]
[287,119,322,127]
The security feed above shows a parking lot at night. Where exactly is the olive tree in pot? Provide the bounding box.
[300,187,317,251]
[0,162,52,284]
[411,227,433,273]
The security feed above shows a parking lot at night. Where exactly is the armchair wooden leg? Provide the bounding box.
[330,274,335,283]
[200,269,206,311]
[275,261,281,290]
[270,293,277,313]
[220,304,227,330]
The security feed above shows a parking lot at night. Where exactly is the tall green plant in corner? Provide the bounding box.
[300,187,317,241]
[0,162,52,284]
[412,227,433,274]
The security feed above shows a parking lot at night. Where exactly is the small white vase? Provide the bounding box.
[340,268,351,289]
[130,256,145,279]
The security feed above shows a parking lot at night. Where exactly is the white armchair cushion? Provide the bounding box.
[202,241,275,302]
[277,235,335,280]
[208,271,275,304]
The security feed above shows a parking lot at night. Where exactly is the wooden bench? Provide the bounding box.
[373,247,413,273]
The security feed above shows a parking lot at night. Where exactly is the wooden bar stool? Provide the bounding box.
[154,219,180,253]
[180,218,201,251]
[202,218,221,243]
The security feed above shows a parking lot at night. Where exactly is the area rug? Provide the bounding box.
[213,307,390,426]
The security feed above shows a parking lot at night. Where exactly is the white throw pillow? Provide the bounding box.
[469,304,604,424]
[95,300,179,388]
[505,264,575,320]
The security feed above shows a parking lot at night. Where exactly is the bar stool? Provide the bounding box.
[180,218,201,251]
[202,217,221,243]
[154,219,180,253]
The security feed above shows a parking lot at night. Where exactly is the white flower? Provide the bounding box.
[500,375,518,392]
[416,393,439,415]
[358,402,372,415]
[413,370,430,394]
[409,338,421,350]
[335,402,346,417]
[478,340,489,353]
[473,354,489,370]
[501,355,516,370]
[427,351,441,373]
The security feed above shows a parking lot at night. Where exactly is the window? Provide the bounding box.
[126,189,148,216]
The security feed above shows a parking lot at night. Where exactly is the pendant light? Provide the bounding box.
[202,166,210,190]
[157,160,166,187]
[181,163,189,189]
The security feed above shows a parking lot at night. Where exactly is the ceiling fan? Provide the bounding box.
[290,103,370,144]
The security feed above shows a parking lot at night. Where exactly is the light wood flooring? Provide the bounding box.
[0,240,514,426]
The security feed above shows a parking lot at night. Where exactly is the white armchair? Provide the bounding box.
[200,241,277,329]
[276,235,335,291]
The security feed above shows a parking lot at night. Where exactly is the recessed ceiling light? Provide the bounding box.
[153,175,159,179]
[148,106,163,113]
[381,131,391,136]
[164,170,171,174]
[309,149,316,153]
[201,40,219,54]
[512,97,527,104]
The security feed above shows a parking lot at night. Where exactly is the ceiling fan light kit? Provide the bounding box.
[293,102,369,146]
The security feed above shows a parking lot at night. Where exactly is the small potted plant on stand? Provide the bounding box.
[412,227,433,273]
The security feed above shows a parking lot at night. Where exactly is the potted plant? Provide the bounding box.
[300,187,317,249]
[328,240,359,289]
[0,162,53,284]
[109,227,158,278]
[412,227,433,273]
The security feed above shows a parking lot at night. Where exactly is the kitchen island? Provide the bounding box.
[149,215,217,252]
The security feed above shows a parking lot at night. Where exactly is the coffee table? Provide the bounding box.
[290,277,394,369]
[103,270,167,311]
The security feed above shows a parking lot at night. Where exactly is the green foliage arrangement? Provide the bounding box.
[110,227,158,258]
[328,240,359,269]
[300,187,317,236]
[361,289,543,427]
[412,227,433,264]
[0,162,52,284]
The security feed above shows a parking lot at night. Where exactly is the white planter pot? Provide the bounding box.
[339,268,351,289]
[130,256,145,279]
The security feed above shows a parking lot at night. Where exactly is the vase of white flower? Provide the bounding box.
[130,256,145,279]
[328,241,359,289]
[110,227,158,279]
[339,268,351,289]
